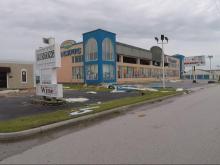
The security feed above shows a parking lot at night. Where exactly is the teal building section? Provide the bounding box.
[83,29,117,84]
[173,54,185,79]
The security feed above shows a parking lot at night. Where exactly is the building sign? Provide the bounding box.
[36,84,63,98]
[60,40,82,57]
[61,40,76,49]
[61,48,82,57]
[36,44,61,69]
[184,56,206,67]
[35,39,63,98]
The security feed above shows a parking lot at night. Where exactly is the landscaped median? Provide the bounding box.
[0,90,184,140]
[63,84,112,92]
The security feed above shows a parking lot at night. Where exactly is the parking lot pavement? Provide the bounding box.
[0,80,213,121]
[0,90,139,121]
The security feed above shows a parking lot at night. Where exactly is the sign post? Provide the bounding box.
[35,38,63,99]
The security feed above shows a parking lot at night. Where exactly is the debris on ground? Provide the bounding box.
[97,101,102,104]
[63,86,70,89]
[143,88,158,92]
[138,114,146,117]
[111,89,126,93]
[111,85,159,93]
[70,106,99,116]
[65,98,89,103]
[86,91,97,94]
[0,90,20,94]
[70,109,93,116]
[79,106,99,111]
[176,88,184,92]
[161,91,170,93]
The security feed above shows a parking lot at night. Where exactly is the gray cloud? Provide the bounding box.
[0,0,220,68]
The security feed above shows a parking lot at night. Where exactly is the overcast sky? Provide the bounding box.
[0,0,220,68]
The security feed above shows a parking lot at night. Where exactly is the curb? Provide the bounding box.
[0,92,183,141]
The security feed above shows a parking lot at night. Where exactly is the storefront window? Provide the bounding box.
[103,64,114,80]
[139,68,151,78]
[85,38,98,61]
[72,66,84,80]
[86,64,98,80]
[118,66,154,79]
[151,69,156,78]
[102,38,114,61]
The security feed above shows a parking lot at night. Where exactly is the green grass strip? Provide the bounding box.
[64,84,112,92]
[0,91,179,133]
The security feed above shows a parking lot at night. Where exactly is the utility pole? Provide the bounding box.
[155,35,169,88]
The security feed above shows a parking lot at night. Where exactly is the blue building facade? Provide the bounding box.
[173,54,185,79]
[83,29,117,84]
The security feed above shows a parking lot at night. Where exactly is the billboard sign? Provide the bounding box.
[184,56,206,67]
[36,84,63,98]
[35,39,63,98]
[36,44,61,70]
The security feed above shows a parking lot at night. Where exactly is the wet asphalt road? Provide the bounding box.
[1,84,220,164]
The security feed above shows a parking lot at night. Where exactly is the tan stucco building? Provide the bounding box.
[0,61,34,89]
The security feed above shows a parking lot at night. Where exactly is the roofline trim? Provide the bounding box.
[116,42,151,53]
[0,60,34,64]
[83,29,116,36]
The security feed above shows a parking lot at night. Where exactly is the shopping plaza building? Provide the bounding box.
[57,29,181,85]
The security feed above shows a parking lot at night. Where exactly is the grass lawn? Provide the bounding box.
[0,90,180,133]
[63,84,112,92]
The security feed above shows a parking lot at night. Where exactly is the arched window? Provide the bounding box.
[85,38,98,61]
[102,38,114,61]
[21,69,27,83]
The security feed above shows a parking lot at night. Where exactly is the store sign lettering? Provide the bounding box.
[36,84,63,98]
[37,50,55,61]
[61,48,81,57]
[41,86,54,94]
[36,44,61,70]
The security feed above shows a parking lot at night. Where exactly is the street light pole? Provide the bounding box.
[161,40,165,89]
[208,55,213,80]
[155,35,168,89]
